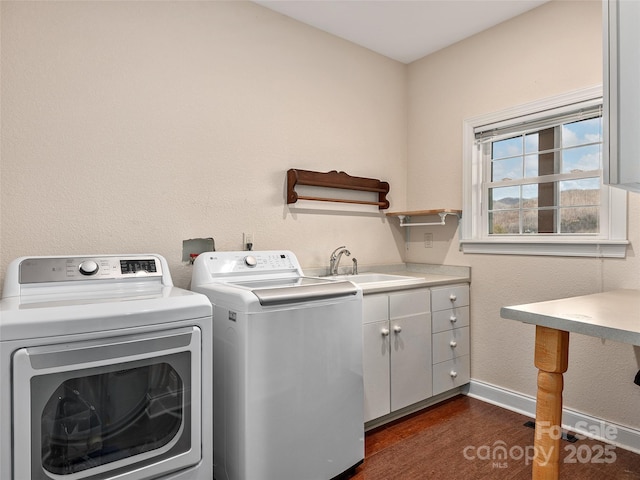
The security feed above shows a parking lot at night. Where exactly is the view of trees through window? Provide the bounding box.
[486,115,602,235]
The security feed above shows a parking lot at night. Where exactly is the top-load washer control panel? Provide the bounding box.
[238,253,296,271]
[17,255,164,284]
[192,251,303,283]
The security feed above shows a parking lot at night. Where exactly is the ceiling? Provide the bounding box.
[255,0,550,64]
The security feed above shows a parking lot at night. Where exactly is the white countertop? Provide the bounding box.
[501,289,640,346]
[361,271,469,294]
[303,263,471,295]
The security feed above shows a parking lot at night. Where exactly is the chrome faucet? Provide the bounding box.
[329,246,351,275]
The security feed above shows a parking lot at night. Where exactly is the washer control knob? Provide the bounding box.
[244,255,257,267]
[79,260,99,276]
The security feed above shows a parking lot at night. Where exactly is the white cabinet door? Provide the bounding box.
[363,320,391,422]
[363,295,390,422]
[389,289,431,412]
[362,289,431,422]
[604,0,640,191]
[389,312,432,411]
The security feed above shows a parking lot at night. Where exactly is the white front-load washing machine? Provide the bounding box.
[191,250,364,480]
[0,254,212,480]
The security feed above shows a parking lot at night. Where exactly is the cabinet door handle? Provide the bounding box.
[450,315,457,323]
[450,341,457,348]
[393,325,402,334]
[450,370,458,378]
[449,294,457,302]
[381,328,390,337]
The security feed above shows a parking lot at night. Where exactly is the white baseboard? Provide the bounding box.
[464,380,640,455]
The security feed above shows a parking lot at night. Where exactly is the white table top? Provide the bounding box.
[501,289,640,346]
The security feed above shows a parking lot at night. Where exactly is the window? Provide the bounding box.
[461,87,628,257]
[485,109,602,236]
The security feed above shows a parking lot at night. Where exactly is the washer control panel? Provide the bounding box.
[19,256,163,284]
[198,251,301,276]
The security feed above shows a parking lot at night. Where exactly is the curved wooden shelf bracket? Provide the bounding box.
[287,169,390,210]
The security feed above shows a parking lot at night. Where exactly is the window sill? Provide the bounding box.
[460,239,628,258]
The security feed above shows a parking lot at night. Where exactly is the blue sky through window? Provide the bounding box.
[490,115,602,201]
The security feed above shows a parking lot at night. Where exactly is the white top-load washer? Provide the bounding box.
[191,250,364,480]
[0,254,212,480]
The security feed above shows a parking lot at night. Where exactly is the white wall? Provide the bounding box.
[0,0,408,290]
[407,0,640,430]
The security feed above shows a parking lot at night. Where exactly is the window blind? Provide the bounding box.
[474,99,602,143]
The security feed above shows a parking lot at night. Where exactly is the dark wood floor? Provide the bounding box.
[351,395,640,479]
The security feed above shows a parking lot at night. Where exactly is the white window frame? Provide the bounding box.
[461,86,628,257]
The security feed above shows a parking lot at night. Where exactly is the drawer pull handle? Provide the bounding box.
[393,325,402,334]
[450,370,458,378]
[450,341,457,348]
[381,328,390,337]
[450,316,457,323]
[449,294,457,302]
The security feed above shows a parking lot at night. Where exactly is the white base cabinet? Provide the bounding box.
[363,283,470,423]
[363,289,431,423]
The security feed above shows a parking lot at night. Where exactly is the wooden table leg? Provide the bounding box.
[533,325,569,480]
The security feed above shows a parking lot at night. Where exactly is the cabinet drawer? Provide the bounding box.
[432,327,469,364]
[433,355,470,396]
[432,306,470,333]
[363,294,389,324]
[389,288,430,318]
[431,284,469,312]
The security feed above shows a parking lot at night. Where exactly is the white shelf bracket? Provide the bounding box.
[397,212,460,227]
[397,212,461,245]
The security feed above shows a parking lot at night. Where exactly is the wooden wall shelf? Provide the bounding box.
[287,169,390,209]
[386,209,462,227]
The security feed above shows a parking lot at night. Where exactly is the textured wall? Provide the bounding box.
[407,0,640,430]
[0,0,408,290]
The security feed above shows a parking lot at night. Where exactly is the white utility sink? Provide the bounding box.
[327,273,414,283]
[323,272,426,291]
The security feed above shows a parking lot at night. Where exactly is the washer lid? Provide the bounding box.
[241,278,358,306]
